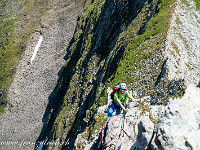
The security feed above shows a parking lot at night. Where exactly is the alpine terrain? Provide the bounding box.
[0,0,199,150]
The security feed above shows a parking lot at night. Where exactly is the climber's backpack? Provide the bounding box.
[111,85,120,102]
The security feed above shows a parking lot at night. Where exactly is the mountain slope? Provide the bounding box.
[0,1,84,150]
[0,0,199,150]
[75,1,200,149]
[40,0,189,149]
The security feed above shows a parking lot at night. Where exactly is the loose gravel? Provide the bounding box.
[0,1,83,150]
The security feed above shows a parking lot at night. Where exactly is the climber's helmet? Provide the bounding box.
[120,83,127,91]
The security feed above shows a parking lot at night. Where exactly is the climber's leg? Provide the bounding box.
[108,104,116,117]
[116,106,122,115]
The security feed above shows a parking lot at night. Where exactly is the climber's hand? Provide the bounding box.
[125,108,129,112]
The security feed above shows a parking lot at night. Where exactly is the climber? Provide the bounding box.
[108,83,135,117]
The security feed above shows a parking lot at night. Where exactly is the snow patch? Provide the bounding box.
[31,36,43,64]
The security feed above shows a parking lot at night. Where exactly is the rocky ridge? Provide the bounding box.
[75,0,200,149]
[165,0,200,86]
[151,0,200,149]
[154,84,200,150]
[75,88,161,149]
[42,0,170,149]
[0,0,199,150]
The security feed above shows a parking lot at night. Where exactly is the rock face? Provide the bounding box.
[133,116,154,150]
[75,1,200,150]
[165,0,200,86]
[137,1,200,150]
[102,115,124,147]
[154,85,200,150]
[1,0,199,150]
[152,1,200,149]
[75,90,159,150]
[140,1,200,149]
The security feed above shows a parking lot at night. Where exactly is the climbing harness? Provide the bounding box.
[101,114,124,147]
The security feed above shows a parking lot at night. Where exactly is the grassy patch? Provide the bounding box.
[0,0,49,114]
[175,16,182,25]
[88,0,177,138]
[180,0,190,7]
[193,0,200,9]
[138,99,158,125]
[93,113,107,133]
[178,32,190,50]
[110,0,175,87]
[171,40,180,56]
[185,62,192,70]
[79,112,107,141]
[0,104,6,114]
[139,99,150,115]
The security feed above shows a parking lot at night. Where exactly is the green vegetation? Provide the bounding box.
[79,0,181,141]
[0,17,16,107]
[0,0,49,114]
[77,112,107,142]
[138,99,158,125]
[99,0,179,105]
[181,0,190,7]
[111,0,175,87]
[0,104,6,114]
[185,62,192,71]
[194,0,200,9]
[93,113,107,133]
[44,0,187,148]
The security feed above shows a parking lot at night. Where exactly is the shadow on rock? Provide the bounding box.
[35,0,148,149]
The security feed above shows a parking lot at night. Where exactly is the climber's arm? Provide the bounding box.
[126,91,134,102]
[129,95,134,102]
[116,98,129,112]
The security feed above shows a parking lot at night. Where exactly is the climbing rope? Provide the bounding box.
[122,128,135,140]
[101,114,124,147]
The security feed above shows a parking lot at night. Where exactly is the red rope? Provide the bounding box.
[101,114,124,147]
